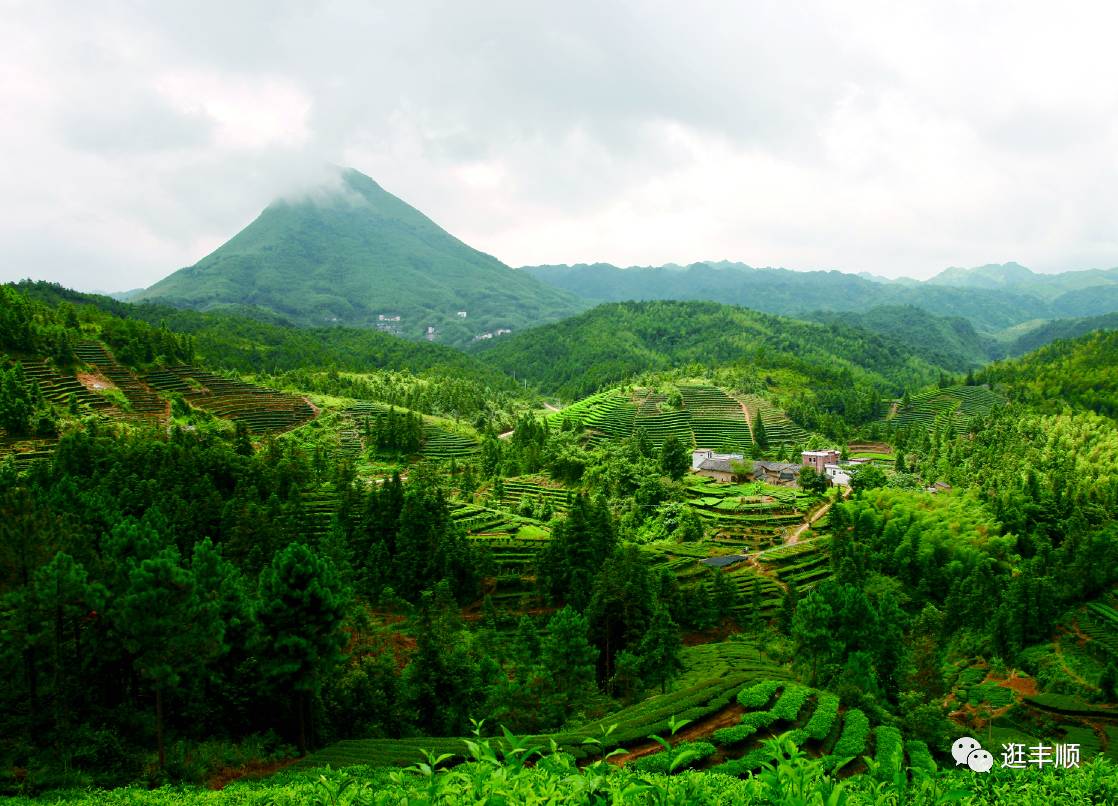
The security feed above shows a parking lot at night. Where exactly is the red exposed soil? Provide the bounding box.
[76,371,115,391]
[461,605,558,622]
[609,703,746,766]
[1068,620,1092,647]
[682,623,740,646]
[999,674,1038,696]
[847,441,892,454]
[207,757,300,790]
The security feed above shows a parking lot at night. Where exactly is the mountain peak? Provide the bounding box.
[134,167,584,345]
[928,262,1035,288]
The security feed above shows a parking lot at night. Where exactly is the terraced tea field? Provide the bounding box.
[759,538,833,591]
[147,365,315,434]
[421,425,480,458]
[582,393,639,445]
[547,383,813,453]
[684,477,822,549]
[0,435,59,468]
[19,357,112,412]
[888,385,1004,432]
[738,395,810,445]
[499,475,572,515]
[73,342,167,420]
[679,385,753,451]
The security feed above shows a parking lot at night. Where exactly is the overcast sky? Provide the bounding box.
[3,1,1118,290]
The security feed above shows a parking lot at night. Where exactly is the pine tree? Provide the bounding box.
[609,650,644,702]
[791,591,836,684]
[255,543,348,753]
[638,606,683,693]
[30,552,105,753]
[748,578,763,632]
[1100,663,1118,702]
[540,606,597,718]
[710,569,738,618]
[402,582,482,735]
[513,615,541,669]
[752,411,769,451]
[780,582,799,634]
[658,434,691,481]
[118,548,223,768]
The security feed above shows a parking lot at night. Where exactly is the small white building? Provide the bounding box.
[496,328,512,336]
[456,311,468,318]
[824,463,851,486]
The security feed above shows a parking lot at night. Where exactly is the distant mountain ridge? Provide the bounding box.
[136,167,586,347]
[521,261,1118,335]
[928,262,1118,298]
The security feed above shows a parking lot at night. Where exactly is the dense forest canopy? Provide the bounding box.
[2,277,1118,804]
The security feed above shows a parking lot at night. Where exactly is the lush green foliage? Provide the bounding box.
[11,281,517,390]
[809,304,999,370]
[10,729,1118,805]
[474,300,940,407]
[978,330,1118,418]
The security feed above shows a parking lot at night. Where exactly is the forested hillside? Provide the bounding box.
[10,281,517,390]
[977,330,1118,419]
[807,305,999,370]
[473,300,943,429]
[1004,311,1118,355]
[3,283,1118,804]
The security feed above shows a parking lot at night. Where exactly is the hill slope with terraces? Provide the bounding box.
[548,381,809,452]
[1,338,319,465]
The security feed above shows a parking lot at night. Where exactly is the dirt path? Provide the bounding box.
[498,430,514,440]
[543,402,561,413]
[738,400,754,442]
[784,498,835,546]
[1053,630,1095,690]
[608,703,745,766]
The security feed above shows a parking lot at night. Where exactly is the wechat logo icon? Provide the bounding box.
[951,736,993,773]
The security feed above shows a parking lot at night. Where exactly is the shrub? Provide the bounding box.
[770,685,811,722]
[737,680,784,709]
[631,741,716,774]
[712,711,777,745]
[825,708,869,770]
[804,693,840,741]
[872,726,904,780]
[905,740,937,773]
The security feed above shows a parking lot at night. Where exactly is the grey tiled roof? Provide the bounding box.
[698,458,737,473]
[753,461,802,475]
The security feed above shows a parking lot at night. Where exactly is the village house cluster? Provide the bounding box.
[691,448,874,487]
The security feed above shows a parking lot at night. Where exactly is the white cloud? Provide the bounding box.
[2,0,1118,291]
